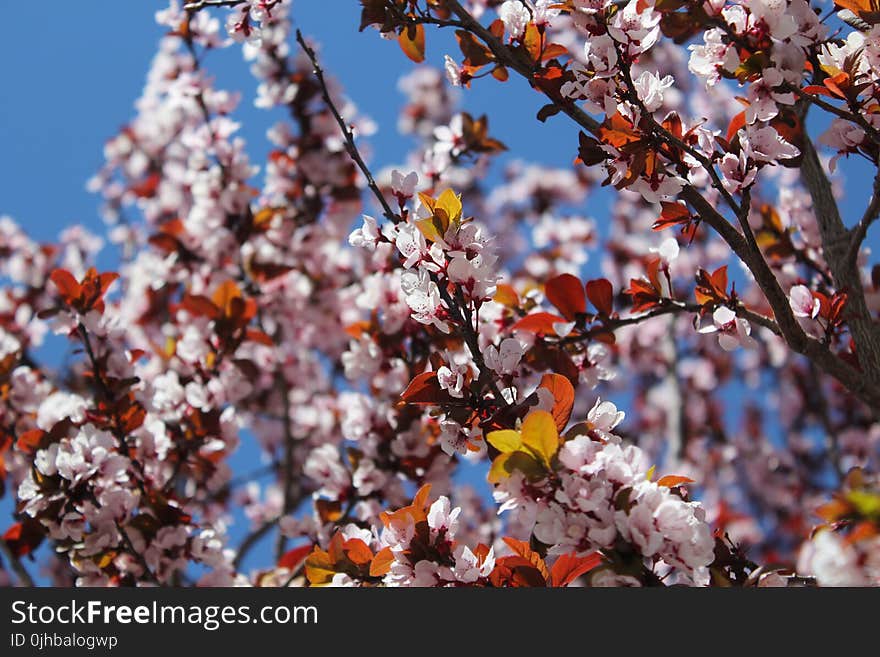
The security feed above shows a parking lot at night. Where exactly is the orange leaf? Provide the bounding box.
[726,110,747,143]
[343,538,374,566]
[398,23,426,63]
[832,0,880,24]
[545,273,586,321]
[656,475,695,487]
[15,429,44,454]
[549,552,602,587]
[510,312,569,335]
[539,373,575,432]
[493,283,519,307]
[502,537,549,583]
[369,547,395,577]
[212,280,243,317]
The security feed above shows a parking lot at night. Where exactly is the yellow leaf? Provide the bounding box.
[486,429,523,453]
[520,410,559,467]
[435,188,462,228]
[304,548,337,586]
[488,451,545,484]
[416,217,444,243]
[417,191,436,214]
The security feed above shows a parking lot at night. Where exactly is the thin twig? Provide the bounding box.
[295,30,399,225]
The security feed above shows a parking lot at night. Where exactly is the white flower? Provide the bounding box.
[483,337,524,375]
[698,306,756,351]
[444,54,462,87]
[498,1,530,39]
[633,71,673,112]
[740,124,800,163]
[391,170,419,198]
[427,496,461,536]
[349,215,381,250]
[587,397,625,436]
[789,284,820,319]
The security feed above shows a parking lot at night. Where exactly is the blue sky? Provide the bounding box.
[1,2,877,580]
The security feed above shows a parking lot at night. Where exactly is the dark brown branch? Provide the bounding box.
[295,30,399,225]
[799,133,880,387]
[0,538,36,587]
[431,0,880,410]
[845,171,880,267]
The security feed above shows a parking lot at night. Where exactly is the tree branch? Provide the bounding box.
[845,170,880,268]
[799,132,880,386]
[295,30,399,225]
[0,538,36,587]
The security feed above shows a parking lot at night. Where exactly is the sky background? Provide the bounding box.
[1,1,877,581]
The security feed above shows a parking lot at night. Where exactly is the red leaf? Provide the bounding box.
[245,329,275,347]
[510,312,569,335]
[399,371,456,405]
[586,278,614,316]
[549,552,602,587]
[50,269,80,302]
[545,274,586,321]
[652,201,691,231]
[181,294,221,319]
[278,543,312,570]
[539,373,575,432]
[3,519,43,557]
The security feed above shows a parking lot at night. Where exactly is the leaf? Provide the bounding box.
[493,283,519,307]
[455,30,494,68]
[726,110,747,143]
[538,373,575,431]
[586,278,614,316]
[399,371,457,405]
[656,475,696,488]
[487,429,523,453]
[502,537,550,583]
[488,451,544,484]
[832,0,880,25]
[343,538,374,566]
[549,552,602,587]
[545,273,586,321]
[520,410,559,467]
[652,201,691,231]
[182,294,221,319]
[212,280,243,317]
[369,547,395,577]
[304,547,337,586]
[510,312,568,335]
[537,103,561,122]
[50,269,80,301]
[398,23,426,63]
[3,519,44,558]
[278,544,313,570]
[694,266,729,306]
